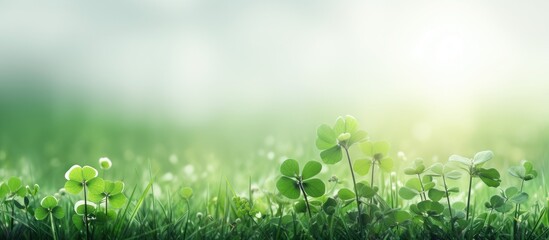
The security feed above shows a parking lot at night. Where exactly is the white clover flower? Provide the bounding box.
[99,157,112,170]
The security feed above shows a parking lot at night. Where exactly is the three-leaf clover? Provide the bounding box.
[449,150,500,221]
[276,159,325,217]
[398,177,435,201]
[35,195,64,220]
[410,200,445,217]
[399,160,435,201]
[0,177,28,229]
[485,194,513,213]
[0,177,26,199]
[64,165,105,195]
[425,163,462,220]
[354,141,393,178]
[316,115,367,164]
[316,115,367,224]
[35,196,64,240]
[64,165,104,239]
[508,160,537,181]
[88,180,127,209]
[507,160,536,227]
[337,181,378,202]
[449,150,501,187]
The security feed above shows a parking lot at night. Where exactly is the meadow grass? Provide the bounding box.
[0,113,548,239]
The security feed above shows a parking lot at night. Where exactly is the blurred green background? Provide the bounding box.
[1,1,549,197]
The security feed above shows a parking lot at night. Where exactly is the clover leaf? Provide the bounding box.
[449,150,501,187]
[35,196,64,220]
[399,177,432,200]
[410,200,444,217]
[0,177,26,199]
[276,159,325,217]
[64,165,104,239]
[88,180,127,209]
[64,165,104,195]
[316,115,367,164]
[354,141,393,176]
[449,150,500,221]
[277,160,325,199]
[508,160,538,181]
[34,195,64,240]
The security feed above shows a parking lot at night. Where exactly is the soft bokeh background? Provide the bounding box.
[1,1,548,194]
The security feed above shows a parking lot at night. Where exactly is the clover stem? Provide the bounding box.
[442,175,453,219]
[442,175,454,231]
[417,174,427,201]
[466,170,473,221]
[105,194,108,216]
[370,160,375,189]
[10,201,14,230]
[343,147,362,227]
[485,208,493,227]
[370,160,375,215]
[25,207,31,228]
[50,212,58,240]
[83,182,90,240]
[514,179,525,237]
[389,173,394,209]
[297,179,312,218]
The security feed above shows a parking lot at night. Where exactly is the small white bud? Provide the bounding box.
[337,133,351,142]
[99,157,112,170]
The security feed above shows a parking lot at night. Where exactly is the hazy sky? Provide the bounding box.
[1,1,548,121]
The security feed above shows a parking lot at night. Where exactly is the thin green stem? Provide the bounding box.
[343,147,362,226]
[442,175,453,219]
[389,173,394,209]
[10,201,14,231]
[370,160,375,189]
[466,171,473,221]
[49,212,58,240]
[417,174,427,201]
[370,160,376,214]
[297,179,312,218]
[442,175,454,231]
[514,179,525,237]
[83,182,90,240]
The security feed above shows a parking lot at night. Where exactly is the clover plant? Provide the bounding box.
[72,200,98,230]
[409,199,446,231]
[88,180,127,217]
[354,140,393,188]
[449,150,501,221]
[276,159,325,217]
[0,177,27,230]
[64,165,105,240]
[35,195,64,240]
[508,160,537,235]
[428,163,462,222]
[316,115,366,221]
[400,160,434,202]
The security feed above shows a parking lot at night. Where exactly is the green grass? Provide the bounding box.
[1,110,549,239]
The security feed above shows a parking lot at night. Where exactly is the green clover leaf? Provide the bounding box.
[316,115,367,164]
